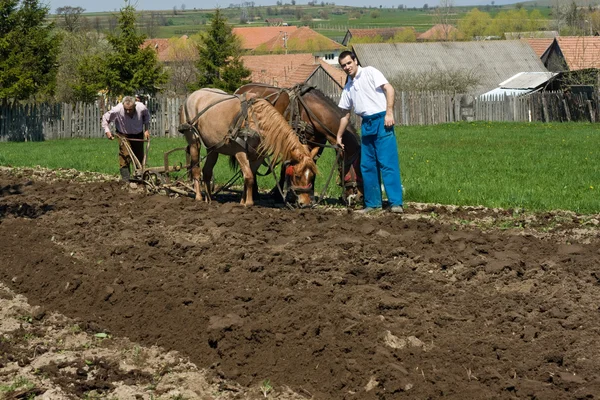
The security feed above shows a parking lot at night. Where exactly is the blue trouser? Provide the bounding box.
[360,112,403,208]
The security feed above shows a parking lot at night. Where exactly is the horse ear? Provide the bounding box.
[310,146,320,159]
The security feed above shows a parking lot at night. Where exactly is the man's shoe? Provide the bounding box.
[355,207,378,214]
[390,206,404,214]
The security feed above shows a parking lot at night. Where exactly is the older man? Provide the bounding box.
[336,50,403,214]
[101,96,151,182]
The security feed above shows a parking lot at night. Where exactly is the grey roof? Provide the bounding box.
[504,31,559,39]
[499,71,558,89]
[352,41,549,95]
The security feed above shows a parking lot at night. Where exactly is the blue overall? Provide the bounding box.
[360,111,403,209]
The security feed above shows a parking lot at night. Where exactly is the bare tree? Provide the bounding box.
[165,36,199,95]
[389,67,481,92]
[56,6,86,32]
[434,0,456,40]
[142,12,160,38]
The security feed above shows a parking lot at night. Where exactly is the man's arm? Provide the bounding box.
[381,83,395,127]
[101,107,119,140]
[336,111,351,150]
[142,106,151,139]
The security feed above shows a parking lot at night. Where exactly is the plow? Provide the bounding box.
[116,134,197,197]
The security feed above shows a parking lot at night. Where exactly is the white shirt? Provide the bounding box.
[338,66,389,117]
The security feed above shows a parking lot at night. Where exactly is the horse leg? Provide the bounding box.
[234,152,254,207]
[187,142,203,201]
[268,164,286,203]
[202,151,218,203]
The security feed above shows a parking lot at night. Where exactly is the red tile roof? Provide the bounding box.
[523,38,554,58]
[556,36,600,70]
[255,27,345,53]
[232,26,298,50]
[241,53,317,87]
[418,24,462,41]
[142,36,193,62]
[142,38,171,62]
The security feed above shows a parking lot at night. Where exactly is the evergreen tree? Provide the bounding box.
[0,0,60,103]
[75,5,168,99]
[192,9,251,93]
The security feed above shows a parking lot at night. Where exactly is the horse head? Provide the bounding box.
[284,147,319,207]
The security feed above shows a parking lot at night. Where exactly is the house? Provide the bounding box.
[522,38,555,62]
[341,27,416,46]
[505,31,558,40]
[417,24,462,41]
[143,38,174,62]
[253,27,345,62]
[241,53,345,95]
[543,36,600,72]
[232,26,298,51]
[142,35,196,63]
[479,71,560,99]
[265,18,284,26]
[351,41,549,95]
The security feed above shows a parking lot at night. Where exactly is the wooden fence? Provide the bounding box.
[1,91,597,141]
[0,97,185,142]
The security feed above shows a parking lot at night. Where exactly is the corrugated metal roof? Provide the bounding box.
[499,71,557,89]
[352,41,548,95]
[480,88,532,98]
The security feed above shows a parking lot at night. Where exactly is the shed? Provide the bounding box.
[352,41,548,95]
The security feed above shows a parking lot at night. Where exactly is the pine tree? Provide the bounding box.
[0,0,60,103]
[191,9,251,93]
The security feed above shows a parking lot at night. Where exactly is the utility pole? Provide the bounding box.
[282,31,288,54]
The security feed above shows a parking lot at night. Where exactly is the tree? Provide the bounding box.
[434,0,456,41]
[458,8,492,39]
[55,6,86,32]
[75,5,168,99]
[55,30,111,102]
[191,8,250,93]
[0,0,61,103]
[164,35,199,95]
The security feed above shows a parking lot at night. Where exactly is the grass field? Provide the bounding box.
[1,122,598,214]
[48,3,554,39]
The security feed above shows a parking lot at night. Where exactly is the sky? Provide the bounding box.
[46,0,518,14]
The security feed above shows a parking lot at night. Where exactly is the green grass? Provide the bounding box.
[398,122,600,214]
[51,4,554,39]
[1,122,599,214]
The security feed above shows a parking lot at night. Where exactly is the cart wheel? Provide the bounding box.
[142,171,165,191]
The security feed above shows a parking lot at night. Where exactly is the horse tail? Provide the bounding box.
[177,102,192,134]
[229,155,239,171]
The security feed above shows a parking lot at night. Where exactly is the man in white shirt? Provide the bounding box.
[101,96,151,182]
[336,51,403,214]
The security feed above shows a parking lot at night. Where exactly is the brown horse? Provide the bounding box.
[234,83,363,205]
[178,88,319,207]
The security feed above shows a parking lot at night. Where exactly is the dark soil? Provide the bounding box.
[1,167,600,399]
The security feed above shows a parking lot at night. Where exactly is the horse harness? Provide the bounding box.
[180,91,261,158]
[262,84,362,197]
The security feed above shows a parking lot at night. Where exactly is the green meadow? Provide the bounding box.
[1,122,598,214]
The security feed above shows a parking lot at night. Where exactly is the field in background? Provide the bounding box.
[47,3,554,39]
[1,122,598,214]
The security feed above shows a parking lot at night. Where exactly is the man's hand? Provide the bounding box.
[106,132,114,140]
[384,113,395,128]
[144,130,150,140]
[336,136,345,150]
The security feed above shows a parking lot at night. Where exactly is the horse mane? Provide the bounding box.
[249,99,317,173]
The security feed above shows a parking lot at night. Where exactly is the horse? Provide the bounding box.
[234,83,363,205]
[178,88,319,207]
